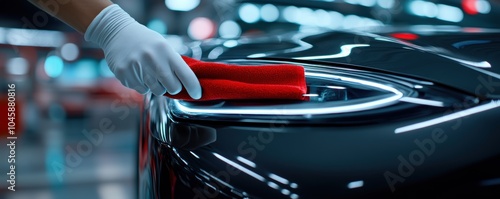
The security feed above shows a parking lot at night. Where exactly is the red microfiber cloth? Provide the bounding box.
[164,56,308,101]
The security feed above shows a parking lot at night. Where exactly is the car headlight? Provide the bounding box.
[157,59,476,124]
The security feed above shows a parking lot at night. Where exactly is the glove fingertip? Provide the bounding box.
[191,94,201,100]
[167,86,182,95]
[189,88,202,100]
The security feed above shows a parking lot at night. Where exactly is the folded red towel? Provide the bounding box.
[164,56,307,101]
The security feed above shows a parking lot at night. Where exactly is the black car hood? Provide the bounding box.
[196,26,500,99]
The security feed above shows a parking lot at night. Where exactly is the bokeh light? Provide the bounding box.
[44,55,64,78]
[359,0,376,7]
[239,3,260,23]
[437,4,463,22]
[409,1,463,22]
[99,59,114,77]
[60,43,79,61]
[74,59,98,80]
[6,57,29,75]
[219,20,241,38]
[377,0,395,9]
[283,6,298,22]
[147,19,167,34]
[188,17,215,40]
[329,11,344,29]
[260,4,279,22]
[165,0,200,11]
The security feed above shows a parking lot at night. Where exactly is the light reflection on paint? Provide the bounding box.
[213,153,266,182]
[395,100,500,134]
[399,97,444,107]
[293,44,370,60]
[347,180,364,189]
[173,72,403,115]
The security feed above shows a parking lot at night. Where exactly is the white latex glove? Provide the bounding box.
[84,4,201,99]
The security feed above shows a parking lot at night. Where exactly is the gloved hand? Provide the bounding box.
[84,4,201,99]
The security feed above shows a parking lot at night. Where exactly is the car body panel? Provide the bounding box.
[140,26,500,199]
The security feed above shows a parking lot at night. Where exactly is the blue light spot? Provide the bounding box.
[75,59,98,79]
[44,55,64,78]
[147,19,167,34]
[99,59,114,77]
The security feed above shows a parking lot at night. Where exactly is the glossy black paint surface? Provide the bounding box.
[189,27,500,98]
[140,27,500,199]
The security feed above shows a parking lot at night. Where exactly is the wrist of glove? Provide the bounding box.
[84,4,201,99]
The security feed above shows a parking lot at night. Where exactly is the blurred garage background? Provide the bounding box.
[0,0,499,199]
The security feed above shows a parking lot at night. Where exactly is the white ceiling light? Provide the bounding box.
[6,57,29,75]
